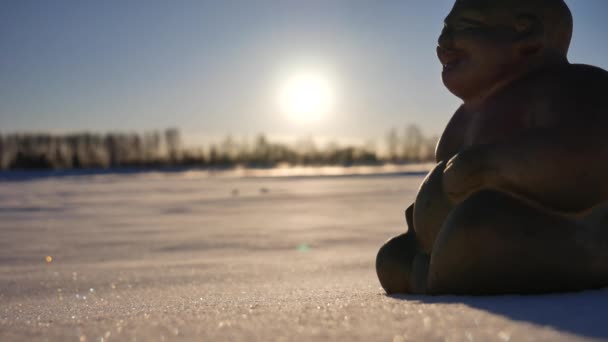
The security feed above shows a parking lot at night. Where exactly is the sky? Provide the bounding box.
[1,0,608,147]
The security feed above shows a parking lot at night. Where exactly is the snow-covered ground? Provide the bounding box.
[1,170,607,341]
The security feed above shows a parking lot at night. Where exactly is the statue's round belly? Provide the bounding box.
[413,161,455,254]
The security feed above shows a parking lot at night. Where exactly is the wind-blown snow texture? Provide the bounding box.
[1,170,607,341]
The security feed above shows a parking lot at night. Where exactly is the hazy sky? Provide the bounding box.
[2,0,608,146]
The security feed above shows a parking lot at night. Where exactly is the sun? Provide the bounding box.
[279,72,334,123]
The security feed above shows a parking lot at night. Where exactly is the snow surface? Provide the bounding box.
[1,170,607,341]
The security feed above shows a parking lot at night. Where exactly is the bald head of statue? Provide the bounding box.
[437,0,573,102]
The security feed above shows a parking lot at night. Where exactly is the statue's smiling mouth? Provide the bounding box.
[437,46,466,71]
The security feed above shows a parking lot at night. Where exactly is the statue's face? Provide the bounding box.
[438,1,522,101]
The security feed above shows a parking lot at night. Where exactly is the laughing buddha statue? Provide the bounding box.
[376,0,608,295]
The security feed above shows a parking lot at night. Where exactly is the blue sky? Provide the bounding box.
[1,0,607,146]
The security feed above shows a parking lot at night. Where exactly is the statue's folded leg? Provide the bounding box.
[375,232,430,294]
[427,190,608,295]
[376,204,431,294]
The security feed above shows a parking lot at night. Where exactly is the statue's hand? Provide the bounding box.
[442,147,498,203]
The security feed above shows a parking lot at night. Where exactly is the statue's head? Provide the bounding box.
[437,0,573,102]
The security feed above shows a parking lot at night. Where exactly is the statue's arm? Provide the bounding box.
[443,126,608,212]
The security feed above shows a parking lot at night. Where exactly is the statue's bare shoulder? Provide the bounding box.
[523,64,608,129]
[437,63,608,163]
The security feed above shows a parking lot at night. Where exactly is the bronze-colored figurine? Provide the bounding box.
[376,0,608,295]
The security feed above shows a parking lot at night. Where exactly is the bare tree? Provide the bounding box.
[165,128,181,161]
[402,124,424,162]
[385,128,399,162]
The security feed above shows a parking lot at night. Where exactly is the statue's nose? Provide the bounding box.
[437,28,453,49]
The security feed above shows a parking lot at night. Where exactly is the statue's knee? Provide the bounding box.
[431,192,503,262]
[441,190,509,238]
[428,190,517,293]
[376,233,418,294]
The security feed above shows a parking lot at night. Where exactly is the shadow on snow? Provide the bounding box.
[390,288,608,339]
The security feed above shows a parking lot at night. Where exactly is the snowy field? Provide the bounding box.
[1,170,608,341]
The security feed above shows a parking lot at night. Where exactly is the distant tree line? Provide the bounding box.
[385,124,438,162]
[0,125,437,170]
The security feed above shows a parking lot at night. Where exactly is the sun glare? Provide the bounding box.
[279,72,334,123]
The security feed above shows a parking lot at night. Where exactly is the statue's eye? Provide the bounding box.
[458,18,485,29]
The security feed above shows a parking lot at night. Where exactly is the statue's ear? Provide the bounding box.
[513,14,544,57]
